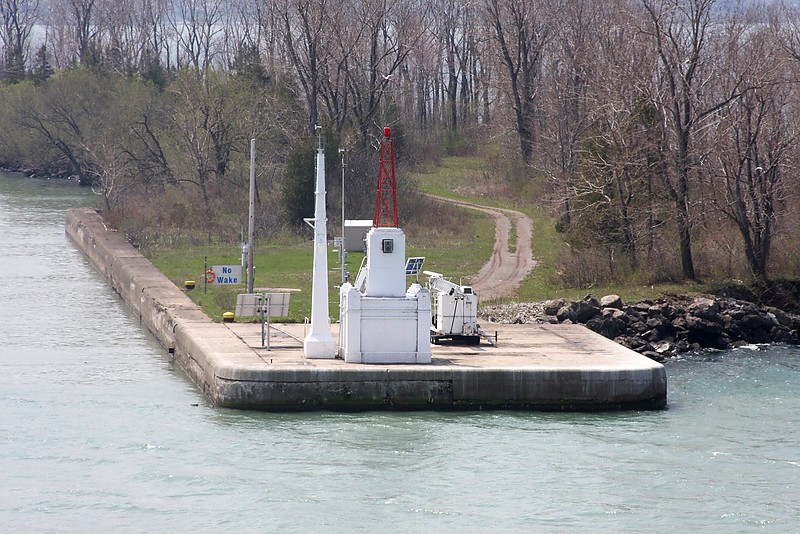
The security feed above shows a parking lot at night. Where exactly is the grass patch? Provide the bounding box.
[145,206,494,322]
[146,240,319,322]
[146,155,716,321]
[414,156,488,199]
[407,209,495,284]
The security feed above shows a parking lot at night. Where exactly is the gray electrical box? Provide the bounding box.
[344,220,373,252]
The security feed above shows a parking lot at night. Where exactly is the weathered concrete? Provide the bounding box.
[66,208,667,411]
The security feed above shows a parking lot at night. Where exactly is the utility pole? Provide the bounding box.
[247,138,255,293]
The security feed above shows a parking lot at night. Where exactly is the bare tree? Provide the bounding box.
[344,0,421,148]
[640,0,749,280]
[278,0,327,133]
[432,0,462,132]
[401,14,438,133]
[428,0,486,134]
[542,0,602,227]
[222,0,278,76]
[777,1,800,64]
[485,0,555,166]
[168,0,224,73]
[280,0,422,143]
[0,0,38,82]
[99,0,163,76]
[708,17,797,281]
[40,0,118,68]
[70,0,99,64]
[561,0,664,271]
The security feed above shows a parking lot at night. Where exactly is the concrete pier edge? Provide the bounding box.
[66,208,667,411]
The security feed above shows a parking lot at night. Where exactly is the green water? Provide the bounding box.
[1,172,799,533]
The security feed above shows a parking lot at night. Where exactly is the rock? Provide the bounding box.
[688,297,720,322]
[625,307,645,322]
[727,301,758,320]
[685,316,729,348]
[672,316,688,331]
[543,299,566,316]
[602,307,627,320]
[600,294,623,309]
[629,320,649,334]
[686,315,723,336]
[770,325,799,344]
[642,350,666,362]
[653,340,674,354]
[574,300,600,323]
[766,306,791,326]
[478,292,800,359]
[586,311,626,339]
[556,305,576,322]
[739,312,776,333]
[614,335,653,352]
[649,302,675,319]
[643,329,660,342]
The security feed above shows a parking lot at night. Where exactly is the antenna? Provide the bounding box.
[373,127,399,228]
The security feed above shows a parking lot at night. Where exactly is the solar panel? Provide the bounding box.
[405,257,425,275]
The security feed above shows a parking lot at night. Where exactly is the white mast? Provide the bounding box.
[304,127,336,359]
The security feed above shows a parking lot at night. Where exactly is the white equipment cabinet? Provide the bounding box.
[425,271,482,345]
[339,227,432,364]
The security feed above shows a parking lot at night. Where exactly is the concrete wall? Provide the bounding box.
[65,208,249,404]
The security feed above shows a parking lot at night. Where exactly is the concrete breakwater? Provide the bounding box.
[483,294,800,360]
[66,207,667,411]
[65,208,239,403]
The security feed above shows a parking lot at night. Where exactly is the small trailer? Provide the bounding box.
[425,271,488,345]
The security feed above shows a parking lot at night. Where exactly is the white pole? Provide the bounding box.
[304,127,335,358]
[247,138,256,294]
[339,148,346,284]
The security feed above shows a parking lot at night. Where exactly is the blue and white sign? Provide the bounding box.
[211,265,242,285]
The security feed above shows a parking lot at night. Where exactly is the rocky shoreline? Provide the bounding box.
[0,163,78,181]
[481,294,800,361]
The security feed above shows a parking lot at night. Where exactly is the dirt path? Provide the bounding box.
[428,195,537,301]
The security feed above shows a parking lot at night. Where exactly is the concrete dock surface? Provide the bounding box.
[230,321,656,371]
[219,321,667,410]
[66,208,667,411]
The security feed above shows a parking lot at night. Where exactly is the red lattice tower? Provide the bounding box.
[373,127,399,228]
